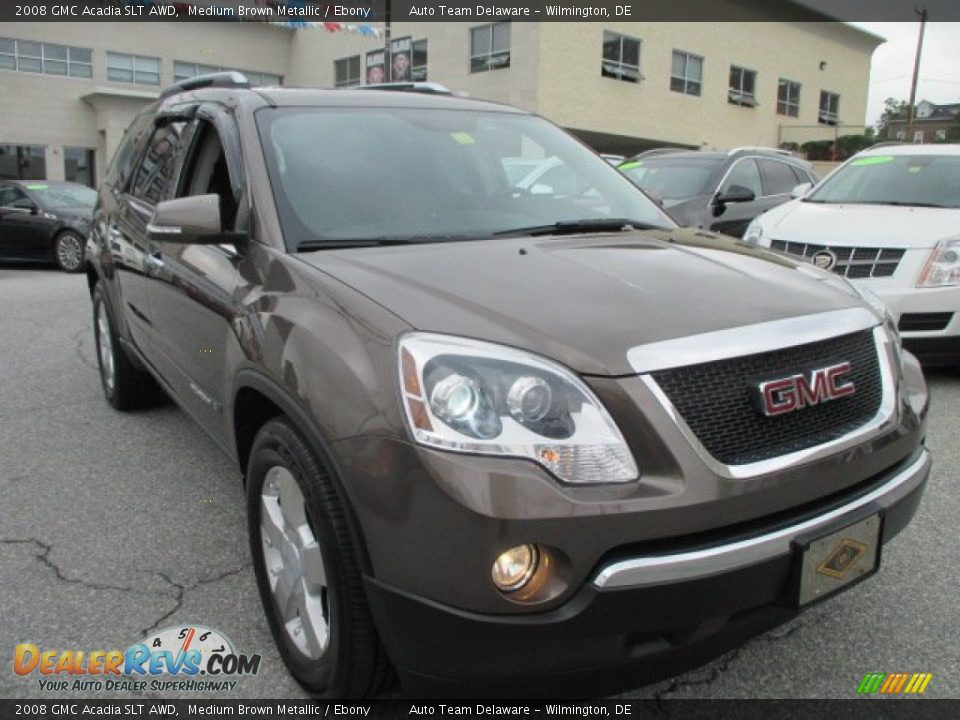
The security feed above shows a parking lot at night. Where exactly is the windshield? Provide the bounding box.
[807,153,960,208]
[619,157,721,205]
[28,183,97,209]
[256,107,674,247]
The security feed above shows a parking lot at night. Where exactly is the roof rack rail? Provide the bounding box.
[355,82,452,95]
[727,146,793,156]
[160,71,250,100]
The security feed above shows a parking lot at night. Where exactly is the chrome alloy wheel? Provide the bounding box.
[57,233,84,272]
[260,466,330,659]
[96,301,115,393]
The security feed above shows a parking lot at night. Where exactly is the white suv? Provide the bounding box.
[745,144,960,366]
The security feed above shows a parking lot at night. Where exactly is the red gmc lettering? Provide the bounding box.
[759,363,855,417]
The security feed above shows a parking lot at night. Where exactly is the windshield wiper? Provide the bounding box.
[867,200,950,209]
[493,218,655,237]
[296,234,486,252]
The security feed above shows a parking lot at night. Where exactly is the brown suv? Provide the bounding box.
[85,74,930,698]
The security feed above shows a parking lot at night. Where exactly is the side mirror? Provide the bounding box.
[790,182,813,199]
[148,195,223,243]
[714,185,757,205]
[11,198,38,214]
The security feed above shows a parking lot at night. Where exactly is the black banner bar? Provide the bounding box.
[2,700,960,720]
[3,0,960,23]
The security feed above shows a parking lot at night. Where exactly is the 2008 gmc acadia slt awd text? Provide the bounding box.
[84,75,931,697]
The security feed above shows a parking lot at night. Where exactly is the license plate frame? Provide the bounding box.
[791,512,883,608]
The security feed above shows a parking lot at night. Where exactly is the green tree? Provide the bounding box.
[876,97,909,140]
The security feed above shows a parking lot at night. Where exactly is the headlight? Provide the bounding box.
[743,219,764,246]
[917,239,960,288]
[398,333,638,485]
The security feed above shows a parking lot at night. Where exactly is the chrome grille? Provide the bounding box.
[770,240,905,279]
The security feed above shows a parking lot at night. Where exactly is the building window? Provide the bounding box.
[334,56,361,87]
[64,147,96,188]
[173,61,281,86]
[107,52,160,85]
[936,128,947,142]
[913,130,924,144]
[470,23,511,73]
[818,90,840,125]
[0,144,46,180]
[728,65,757,107]
[411,39,428,81]
[670,50,702,96]
[602,31,641,83]
[895,130,906,141]
[777,79,801,117]
[0,38,92,78]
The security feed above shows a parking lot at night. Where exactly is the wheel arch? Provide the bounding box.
[232,369,375,576]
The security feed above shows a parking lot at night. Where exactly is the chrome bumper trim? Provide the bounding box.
[592,448,930,590]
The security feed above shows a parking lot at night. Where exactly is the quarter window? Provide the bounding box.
[728,65,757,107]
[758,159,800,196]
[670,51,702,96]
[334,55,361,87]
[130,123,185,205]
[777,79,801,117]
[602,31,641,83]
[819,91,840,125]
[0,144,46,180]
[107,52,160,85]
[470,23,511,73]
[0,38,92,77]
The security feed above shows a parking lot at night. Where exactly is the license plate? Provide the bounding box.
[796,514,881,606]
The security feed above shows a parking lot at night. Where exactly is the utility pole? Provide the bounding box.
[906,6,928,141]
[383,0,392,81]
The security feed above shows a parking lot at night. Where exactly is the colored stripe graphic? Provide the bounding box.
[858,672,932,695]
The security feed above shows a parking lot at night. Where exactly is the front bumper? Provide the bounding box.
[364,448,930,697]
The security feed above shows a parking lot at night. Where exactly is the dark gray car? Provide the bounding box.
[619,148,817,238]
[84,75,929,698]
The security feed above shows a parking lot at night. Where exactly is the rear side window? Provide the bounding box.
[720,158,762,197]
[130,122,186,205]
[790,164,814,185]
[758,159,800,196]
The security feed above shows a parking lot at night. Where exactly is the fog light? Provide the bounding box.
[491,544,539,592]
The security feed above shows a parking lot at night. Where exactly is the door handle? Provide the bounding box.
[145,252,165,271]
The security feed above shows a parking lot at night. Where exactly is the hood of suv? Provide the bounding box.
[300,228,866,376]
[760,199,960,250]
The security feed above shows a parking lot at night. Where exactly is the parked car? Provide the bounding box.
[0,179,95,272]
[85,75,929,698]
[747,144,960,366]
[618,148,818,238]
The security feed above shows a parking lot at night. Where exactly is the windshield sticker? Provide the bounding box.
[450,131,475,145]
[850,156,893,167]
[26,184,49,190]
[619,161,643,170]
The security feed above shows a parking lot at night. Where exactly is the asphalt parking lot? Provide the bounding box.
[1,265,958,701]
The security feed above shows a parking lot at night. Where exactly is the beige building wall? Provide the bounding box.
[0,21,291,183]
[0,19,879,185]
[536,21,878,150]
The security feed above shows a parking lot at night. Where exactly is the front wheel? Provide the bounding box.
[247,417,390,697]
[54,231,85,273]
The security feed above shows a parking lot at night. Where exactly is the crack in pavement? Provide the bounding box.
[72,325,98,372]
[141,564,253,638]
[2,537,252,641]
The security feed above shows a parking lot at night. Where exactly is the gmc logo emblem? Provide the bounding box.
[755,363,856,417]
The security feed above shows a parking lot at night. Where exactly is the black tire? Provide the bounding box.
[91,282,163,410]
[247,417,391,698]
[54,231,85,273]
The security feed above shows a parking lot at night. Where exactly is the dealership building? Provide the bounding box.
[0,5,882,186]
